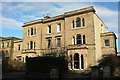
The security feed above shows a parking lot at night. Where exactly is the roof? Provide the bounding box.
[23,6,95,27]
[14,40,23,43]
[100,32,117,39]
[0,37,22,41]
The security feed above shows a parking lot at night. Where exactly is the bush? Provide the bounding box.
[2,59,26,73]
[26,56,68,73]
[99,54,120,77]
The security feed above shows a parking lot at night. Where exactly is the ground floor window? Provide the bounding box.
[70,55,73,69]
[81,54,84,69]
[71,53,85,70]
[74,53,79,69]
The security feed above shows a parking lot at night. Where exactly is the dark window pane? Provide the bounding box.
[18,45,20,51]
[30,41,33,49]
[105,39,110,47]
[82,18,85,26]
[83,35,86,44]
[72,20,75,28]
[74,53,79,69]
[57,38,61,47]
[31,28,34,35]
[76,17,81,27]
[76,34,82,44]
[81,55,84,69]
[48,40,51,48]
[48,25,51,33]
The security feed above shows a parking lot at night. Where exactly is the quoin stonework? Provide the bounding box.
[0,6,117,71]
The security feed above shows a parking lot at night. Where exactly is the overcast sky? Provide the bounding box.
[0,2,119,51]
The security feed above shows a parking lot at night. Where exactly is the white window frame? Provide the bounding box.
[56,38,61,47]
[17,44,20,51]
[48,25,51,34]
[104,39,110,47]
[57,23,61,32]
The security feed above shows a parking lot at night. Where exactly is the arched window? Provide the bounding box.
[76,17,81,27]
[82,18,85,26]
[81,54,84,69]
[74,53,79,69]
[76,34,82,44]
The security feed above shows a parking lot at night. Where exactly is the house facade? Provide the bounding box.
[0,37,21,60]
[1,6,117,71]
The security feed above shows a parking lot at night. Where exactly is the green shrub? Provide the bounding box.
[26,56,68,73]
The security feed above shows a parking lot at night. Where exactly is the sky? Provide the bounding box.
[0,2,119,52]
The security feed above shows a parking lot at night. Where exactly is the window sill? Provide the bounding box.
[104,46,110,48]
[27,35,36,37]
[72,26,85,30]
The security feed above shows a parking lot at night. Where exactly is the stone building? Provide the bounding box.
[1,6,117,71]
[0,37,21,60]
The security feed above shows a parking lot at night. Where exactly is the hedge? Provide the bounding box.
[26,56,68,73]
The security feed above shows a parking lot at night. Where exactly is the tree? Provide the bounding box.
[98,54,120,77]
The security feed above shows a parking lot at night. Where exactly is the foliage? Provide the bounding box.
[98,54,120,76]
[26,56,68,73]
[2,59,26,73]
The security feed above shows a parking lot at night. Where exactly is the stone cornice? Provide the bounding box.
[22,6,95,27]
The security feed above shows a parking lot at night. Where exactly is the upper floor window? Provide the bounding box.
[83,35,86,44]
[76,17,81,27]
[57,38,61,47]
[57,23,61,32]
[28,28,36,36]
[47,39,51,48]
[72,36,75,45]
[72,20,75,28]
[28,29,30,36]
[82,18,85,26]
[2,43,4,48]
[72,34,86,45]
[6,42,9,47]
[104,39,110,47]
[30,41,33,49]
[34,28,36,35]
[31,28,34,35]
[76,34,82,44]
[28,41,35,49]
[18,44,20,51]
[48,25,51,34]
